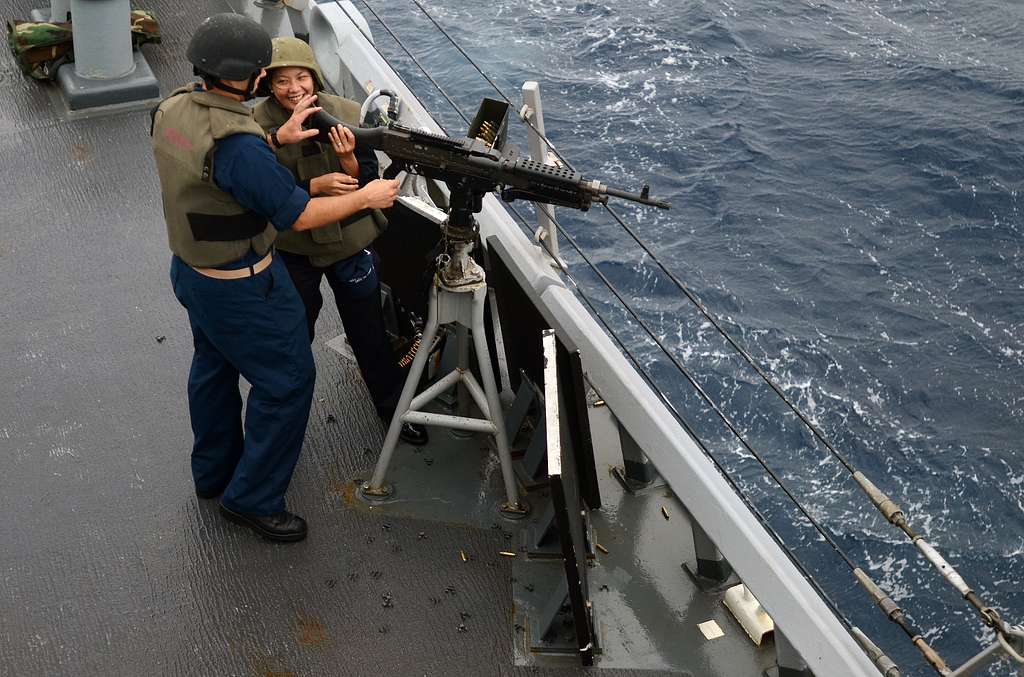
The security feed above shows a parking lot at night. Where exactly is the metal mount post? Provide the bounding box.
[359,203,528,519]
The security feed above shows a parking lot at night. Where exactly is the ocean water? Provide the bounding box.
[361,1,1024,673]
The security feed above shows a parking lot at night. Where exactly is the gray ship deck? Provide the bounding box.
[0,1,773,675]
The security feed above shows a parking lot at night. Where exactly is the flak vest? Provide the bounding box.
[150,86,278,267]
[253,92,386,268]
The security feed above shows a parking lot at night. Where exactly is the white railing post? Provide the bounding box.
[521,82,560,264]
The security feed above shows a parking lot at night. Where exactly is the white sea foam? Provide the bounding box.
[1002,539,1024,558]
[865,553,912,601]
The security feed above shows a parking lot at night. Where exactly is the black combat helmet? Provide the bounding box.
[186,13,272,81]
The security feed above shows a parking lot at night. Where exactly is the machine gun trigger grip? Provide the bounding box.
[382,161,406,181]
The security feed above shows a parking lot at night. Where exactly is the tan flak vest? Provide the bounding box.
[253,92,386,268]
[151,86,278,267]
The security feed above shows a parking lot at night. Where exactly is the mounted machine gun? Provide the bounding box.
[303,93,671,288]
[307,95,670,210]
[305,95,670,287]
[307,95,669,517]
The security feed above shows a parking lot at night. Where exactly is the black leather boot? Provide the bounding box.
[218,503,308,542]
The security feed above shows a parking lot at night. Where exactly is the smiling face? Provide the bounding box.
[269,66,315,111]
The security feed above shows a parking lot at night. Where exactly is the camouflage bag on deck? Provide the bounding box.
[6,10,160,81]
[6,20,72,80]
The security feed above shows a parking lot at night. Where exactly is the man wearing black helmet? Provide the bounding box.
[150,13,400,543]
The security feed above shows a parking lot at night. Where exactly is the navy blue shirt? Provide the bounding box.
[207,132,311,268]
[213,132,310,232]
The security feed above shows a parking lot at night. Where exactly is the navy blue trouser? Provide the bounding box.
[170,255,316,516]
[278,249,403,420]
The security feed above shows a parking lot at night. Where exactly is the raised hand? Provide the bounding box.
[276,94,322,145]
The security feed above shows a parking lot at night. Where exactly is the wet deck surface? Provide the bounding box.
[0,1,770,675]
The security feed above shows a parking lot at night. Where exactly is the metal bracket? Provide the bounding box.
[611,421,666,494]
[523,500,560,557]
[764,630,814,677]
[524,496,597,559]
[683,520,737,592]
[504,375,549,488]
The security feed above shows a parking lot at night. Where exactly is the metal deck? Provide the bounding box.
[0,1,802,675]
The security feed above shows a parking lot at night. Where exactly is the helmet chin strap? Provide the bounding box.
[212,73,260,101]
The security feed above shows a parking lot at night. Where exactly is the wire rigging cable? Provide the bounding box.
[398,0,1019,652]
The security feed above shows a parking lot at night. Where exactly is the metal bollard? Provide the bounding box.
[54,0,159,110]
[69,0,134,79]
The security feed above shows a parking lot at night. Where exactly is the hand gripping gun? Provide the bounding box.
[306,96,670,287]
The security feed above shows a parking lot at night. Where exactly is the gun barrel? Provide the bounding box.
[603,184,672,210]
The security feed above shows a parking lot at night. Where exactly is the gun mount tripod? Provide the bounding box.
[358,178,529,518]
